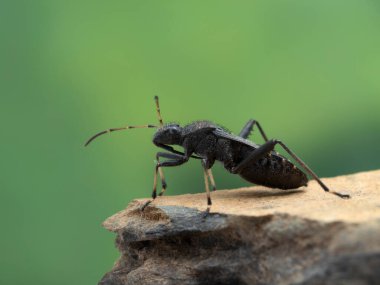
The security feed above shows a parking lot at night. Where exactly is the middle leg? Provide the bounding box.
[201,158,217,191]
[201,160,212,214]
[207,168,217,191]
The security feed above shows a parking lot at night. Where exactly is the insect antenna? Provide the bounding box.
[154,96,164,127]
[84,125,157,146]
[85,97,163,146]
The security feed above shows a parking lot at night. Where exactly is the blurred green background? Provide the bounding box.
[1,0,379,284]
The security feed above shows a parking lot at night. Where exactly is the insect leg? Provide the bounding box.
[156,143,202,159]
[200,158,216,191]
[201,160,212,214]
[232,139,350,199]
[239,119,269,142]
[274,140,350,199]
[157,155,167,196]
[141,152,190,210]
[207,168,217,191]
[232,139,278,174]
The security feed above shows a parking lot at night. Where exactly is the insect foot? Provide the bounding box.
[332,191,351,199]
[140,200,152,211]
[201,208,211,219]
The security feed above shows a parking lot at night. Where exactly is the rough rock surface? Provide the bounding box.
[99,170,380,285]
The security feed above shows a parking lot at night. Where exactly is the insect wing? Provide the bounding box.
[212,128,260,148]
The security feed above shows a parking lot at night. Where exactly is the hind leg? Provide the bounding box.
[232,139,350,199]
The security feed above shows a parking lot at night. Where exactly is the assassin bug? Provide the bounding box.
[85,96,350,213]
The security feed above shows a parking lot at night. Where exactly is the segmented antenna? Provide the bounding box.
[154,96,164,127]
[84,125,157,146]
[85,97,163,146]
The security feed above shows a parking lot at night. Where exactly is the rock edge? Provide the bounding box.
[99,170,380,285]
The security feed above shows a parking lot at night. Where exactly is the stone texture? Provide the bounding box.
[99,170,380,285]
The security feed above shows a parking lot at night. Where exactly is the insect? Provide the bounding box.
[85,96,350,213]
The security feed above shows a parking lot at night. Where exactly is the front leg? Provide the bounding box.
[141,152,191,210]
[156,155,167,197]
[154,152,190,198]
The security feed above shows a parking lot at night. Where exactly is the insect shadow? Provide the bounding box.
[217,188,304,200]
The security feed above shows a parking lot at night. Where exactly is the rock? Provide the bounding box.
[99,170,380,285]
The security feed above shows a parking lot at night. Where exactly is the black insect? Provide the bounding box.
[85,96,350,212]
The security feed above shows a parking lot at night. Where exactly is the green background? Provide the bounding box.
[1,1,379,284]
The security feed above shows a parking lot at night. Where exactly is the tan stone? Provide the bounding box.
[100,170,380,285]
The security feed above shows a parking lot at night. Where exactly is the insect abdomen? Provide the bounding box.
[239,155,308,190]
